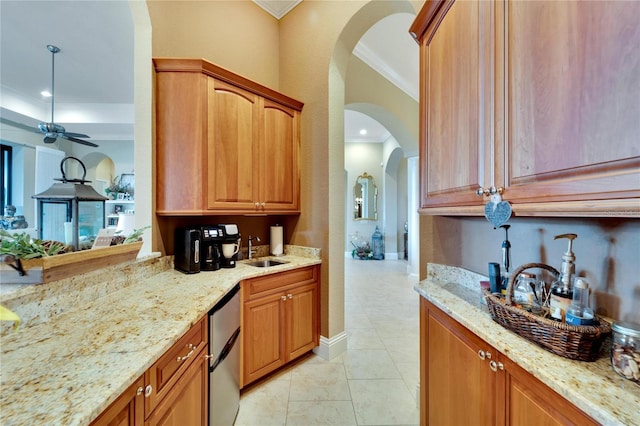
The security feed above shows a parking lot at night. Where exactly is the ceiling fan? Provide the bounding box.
[0,45,100,147]
[36,44,98,147]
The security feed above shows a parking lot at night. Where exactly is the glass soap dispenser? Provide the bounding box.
[565,278,596,325]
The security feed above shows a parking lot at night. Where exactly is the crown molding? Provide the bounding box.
[253,0,302,19]
[353,41,419,102]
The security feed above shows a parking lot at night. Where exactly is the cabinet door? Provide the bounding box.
[155,71,208,215]
[207,78,261,211]
[422,300,497,425]
[500,355,597,426]
[243,292,286,385]
[258,100,300,212]
[285,282,318,360]
[145,347,208,426]
[420,0,495,208]
[145,316,207,416]
[91,377,145,426]
[502,0,640,204]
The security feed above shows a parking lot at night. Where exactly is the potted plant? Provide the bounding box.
[105,175,125,199]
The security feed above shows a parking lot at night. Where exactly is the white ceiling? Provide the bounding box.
[0,1,417,145]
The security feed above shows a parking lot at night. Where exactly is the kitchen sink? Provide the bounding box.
[246,259,289,268]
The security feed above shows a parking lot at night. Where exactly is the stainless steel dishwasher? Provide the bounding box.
[208,283,241,426]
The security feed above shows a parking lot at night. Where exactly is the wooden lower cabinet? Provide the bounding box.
[91,316,208,426]
[91,378,145,426]
[420,298,597,425]
[241,265,320,387]
[145,346,208,426]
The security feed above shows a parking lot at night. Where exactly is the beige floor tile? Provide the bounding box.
[235,377,291,426]
[343,349,401,380]
[348,379,419,425]
[346,328,385,350]
[289,362,351,401]
[285,401,357,425]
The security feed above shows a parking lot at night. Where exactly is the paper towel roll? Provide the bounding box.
[270,225,284,256]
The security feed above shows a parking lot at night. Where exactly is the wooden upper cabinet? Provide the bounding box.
[259,100,300,211]
[154,58,303,215]
[155,71,208,215]
[411,0,640,216]
[414,0,495,208]
[207,79,260,211]
[500,0,640,205]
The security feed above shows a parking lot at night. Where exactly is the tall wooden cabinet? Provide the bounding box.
[410,0,640,216]
[420,298,598,425]
[241,265,320,387]
[154,58,303,216]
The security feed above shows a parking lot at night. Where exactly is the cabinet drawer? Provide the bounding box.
[145,315,207,416]
[243,266,317,298]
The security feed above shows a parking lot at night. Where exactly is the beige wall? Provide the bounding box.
[147,0,280,90]
[346,55,419,156]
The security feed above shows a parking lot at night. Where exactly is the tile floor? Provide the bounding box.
[235,258,420,426]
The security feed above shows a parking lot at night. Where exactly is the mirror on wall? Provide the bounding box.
[353,172,378,221]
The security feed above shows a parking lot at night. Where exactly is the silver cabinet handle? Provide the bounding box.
[485,351,492,359]
[177,343,196,362]
[281,295,287,301]
[287,294,293,299]
[261,202,266,208]
[478,350,486,360]
[144,385,153,397]
[255,202,260,207]
[136,386,144,396]
[205,354,215,360]
[489,360,504,372]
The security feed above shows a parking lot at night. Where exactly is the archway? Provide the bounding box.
[323,1,418,359]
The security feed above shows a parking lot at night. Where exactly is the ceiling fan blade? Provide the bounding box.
[62,134,99,148]
[0,117,40,133]
[62,131,91,139]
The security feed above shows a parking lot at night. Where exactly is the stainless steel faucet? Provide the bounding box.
[248,235,260,259]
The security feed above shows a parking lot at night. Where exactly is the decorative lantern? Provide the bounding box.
[371,226,384,260]
[32,157,107,251]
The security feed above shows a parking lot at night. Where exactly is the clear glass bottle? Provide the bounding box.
[565,279,595,325]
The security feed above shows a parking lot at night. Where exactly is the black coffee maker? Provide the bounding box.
[218,224,240,268]
[174,227,201,274]
[200,225,223,271]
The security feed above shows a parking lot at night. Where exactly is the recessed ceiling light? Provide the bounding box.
[359,129,367,135]
[41,90,52,97]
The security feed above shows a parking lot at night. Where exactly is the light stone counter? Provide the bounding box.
[0,246,320,425]
[415,263,640,426]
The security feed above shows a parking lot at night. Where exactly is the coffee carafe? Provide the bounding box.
[218,224,240,268]
[200,225,223,271]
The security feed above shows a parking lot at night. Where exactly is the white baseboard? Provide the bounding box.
[345,252,404,260]
[313,331,348,361]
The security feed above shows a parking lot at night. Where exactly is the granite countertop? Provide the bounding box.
[0,248,321,425]
[415,263,640,426]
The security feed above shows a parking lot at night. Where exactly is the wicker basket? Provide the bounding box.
[484,262,611,362]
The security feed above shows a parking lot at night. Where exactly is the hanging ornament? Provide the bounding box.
[480,187,512,227]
